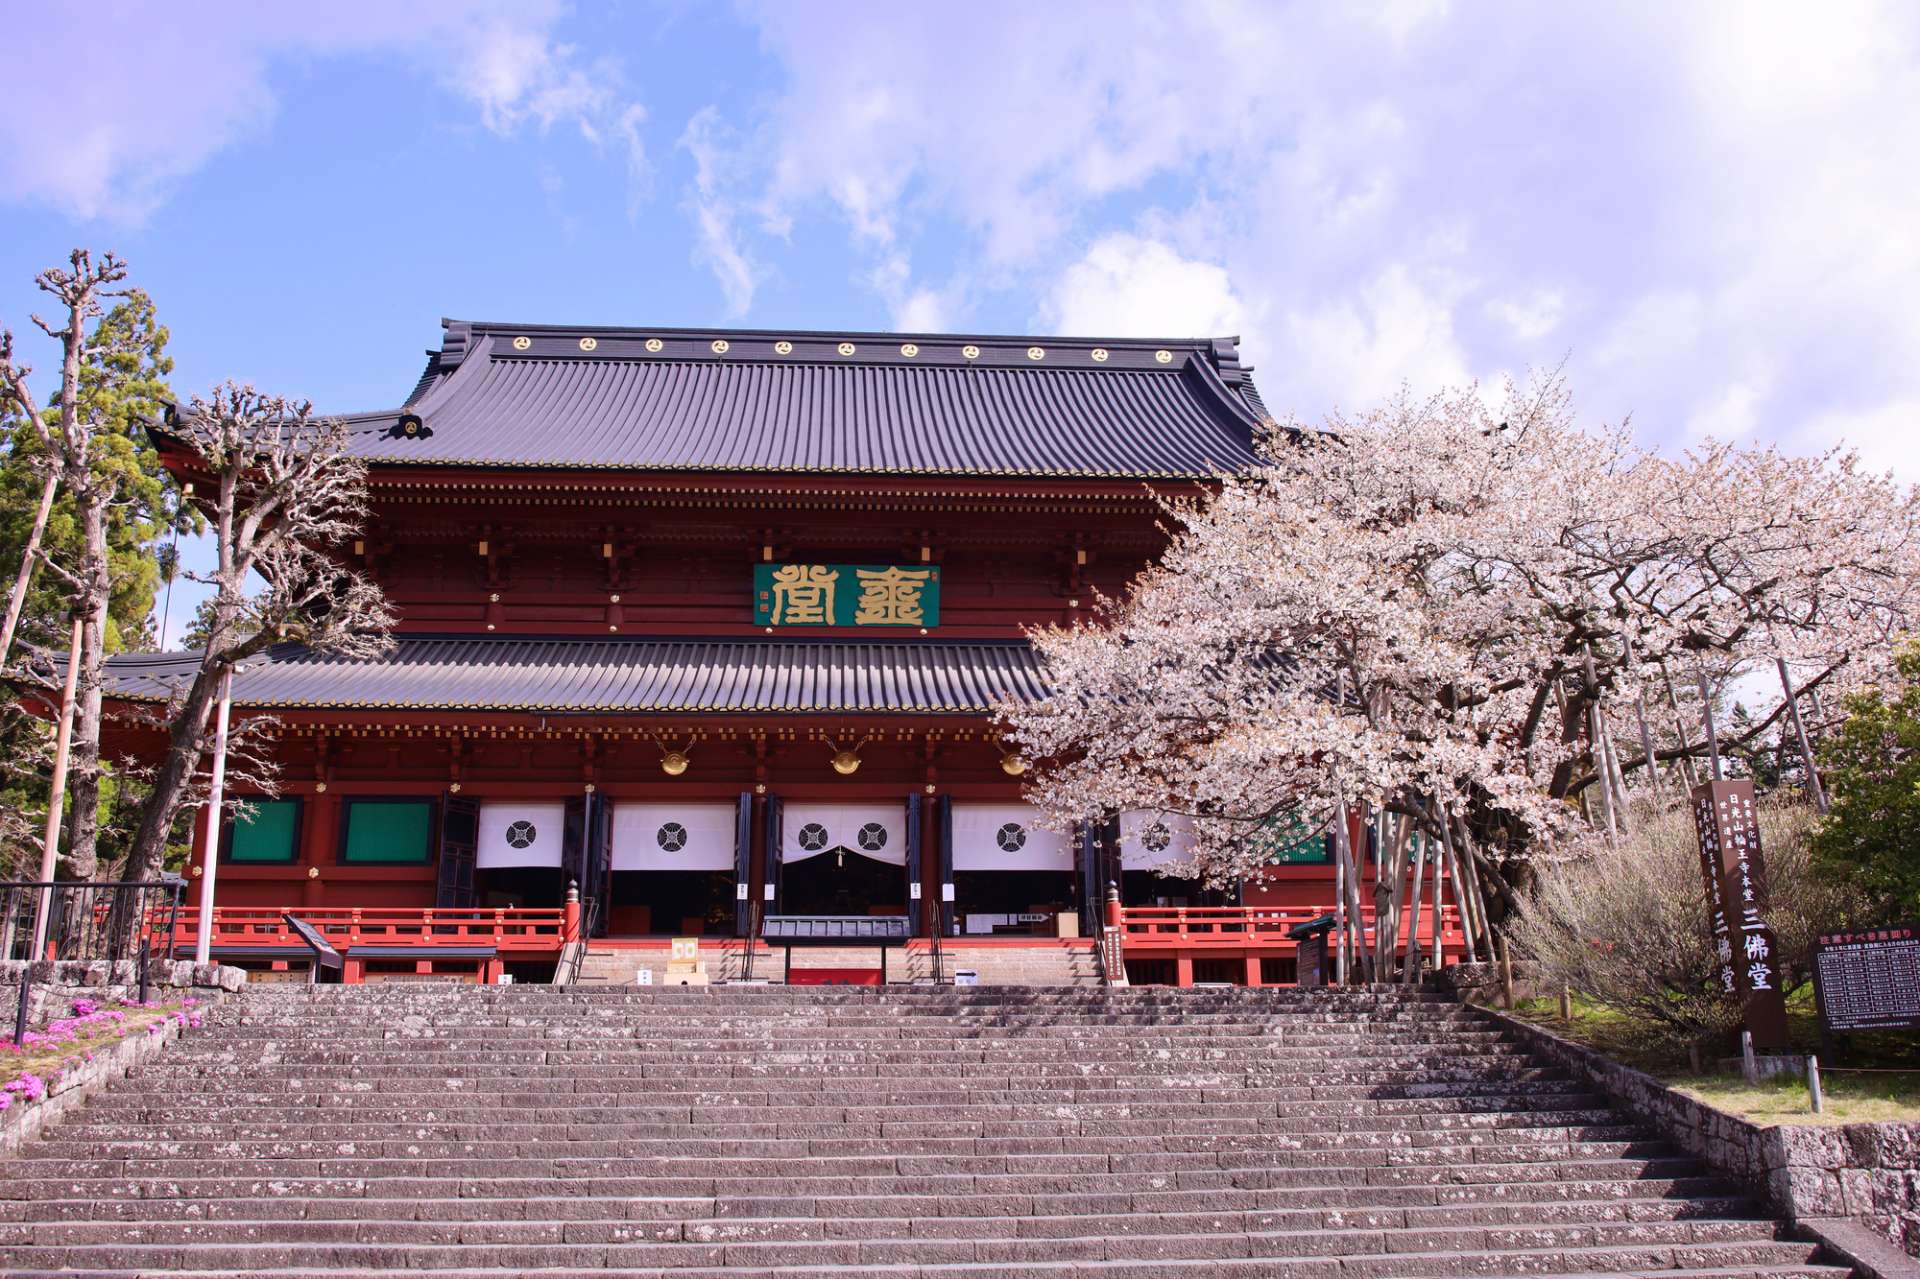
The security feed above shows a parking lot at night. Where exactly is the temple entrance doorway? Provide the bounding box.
[773,800,915,924]
[780,850,906,917]
[947,802,1077,937]
[471,801,570,909]
[608,802,742,936]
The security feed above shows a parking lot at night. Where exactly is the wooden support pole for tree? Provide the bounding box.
[1436,808,1474,963]
[1332,810,1348,986]
[1336,809,1371,983]
[1661,659,1700,788]
[1582,646,1618,838]
[1621,632,1663,797]
[1698,671,1724,781]
[192,669,234,967]
[0,470,58,672]
[1776,658,1828,814]
[1403,828,1429,985]
[30,617,84,958]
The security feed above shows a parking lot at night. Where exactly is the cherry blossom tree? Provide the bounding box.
[1000,375,1920,976]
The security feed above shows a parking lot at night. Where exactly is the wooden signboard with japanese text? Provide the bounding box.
[755,563,940,628]
[1812,924,1920,1034]
[1690,780,1791,1049]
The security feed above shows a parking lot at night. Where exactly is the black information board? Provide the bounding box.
[1811,923,1920,1034]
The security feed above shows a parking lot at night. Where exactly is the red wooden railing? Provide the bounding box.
[166,906,570,956]
[1116,904,1467,951]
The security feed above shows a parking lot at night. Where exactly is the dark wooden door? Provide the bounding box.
[435,795,480,909]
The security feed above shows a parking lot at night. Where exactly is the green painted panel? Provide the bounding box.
[754,563,941,627]
[343,801,433,864]
[1248,812,1330,865]
[228,799,298,863]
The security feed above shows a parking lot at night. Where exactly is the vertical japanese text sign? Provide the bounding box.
[1690,779,1790,1048]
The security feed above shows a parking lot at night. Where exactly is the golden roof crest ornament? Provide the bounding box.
[645,337,664,352]
[825,734,874,776]
[512,336,531,351]
[774,340,793,355]
[579,336,598,352]
[649,733,694,777]
[1090,347,1108,362]
[900,343,919,357]
[1154,349,1172,364]
[962,344,980,360]
[837,342,857,357]
[1027,346,1045,361]
[710,339,730,355]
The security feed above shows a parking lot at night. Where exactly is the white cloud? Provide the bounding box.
[0,3,648,222]
[1486,290,1566,343]
[1040,235,1248,339]
[678,107,760,315]
[712,1,1920,469]
[1279,264,1473,415]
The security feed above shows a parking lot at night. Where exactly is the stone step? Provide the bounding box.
[40,1123,1653,1157]
[0,985,1835,1278]
[17,1137,1685,1180]
[0,1191,1765,1230]
[0,1263,1855,1279]
[0,1236,1834,1275]
[0,1177,1760,1224]
[93,1083,1620,1113]
[48,1109,1636,1141]
[0,1161,1721,1204]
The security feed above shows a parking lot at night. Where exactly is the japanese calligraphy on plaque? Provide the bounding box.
[1812,925,1920,1034]
[1690,779,1791,1048]
[755,564,940,628]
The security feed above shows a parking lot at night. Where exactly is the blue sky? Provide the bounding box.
[3,2,1917,643]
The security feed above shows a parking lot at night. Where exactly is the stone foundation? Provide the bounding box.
[1475,1004,1920,1264]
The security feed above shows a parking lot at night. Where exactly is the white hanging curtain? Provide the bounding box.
[781,802,907,866]
[475,801,567,870]
[1118,810,1196,870]
[952,803,1072,872]
[611,802,737,871]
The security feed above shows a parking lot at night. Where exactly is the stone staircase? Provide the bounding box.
[574,940,1101,986]
[0,985,1850,1279]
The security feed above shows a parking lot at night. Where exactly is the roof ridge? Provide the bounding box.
[447,317,1240,352]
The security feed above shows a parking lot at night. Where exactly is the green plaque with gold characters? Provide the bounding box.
[754,563,940,628]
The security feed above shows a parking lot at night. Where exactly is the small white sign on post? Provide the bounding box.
[635,968,654,985]
[953,970,980,986]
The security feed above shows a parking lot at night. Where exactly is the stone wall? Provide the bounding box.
[0,958,246,1025]
[1,961,246,1160]
[1475,1005,1920,1267]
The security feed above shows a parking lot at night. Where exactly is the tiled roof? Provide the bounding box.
[103,635,1048,715]
[329,321,1271,478]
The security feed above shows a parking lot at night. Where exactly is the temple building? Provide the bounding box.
[103,321,1457,983]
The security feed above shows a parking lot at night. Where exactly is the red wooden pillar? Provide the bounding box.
[1174,955,1194,987]
[1243,955,1262,988]
[303,792,340,909]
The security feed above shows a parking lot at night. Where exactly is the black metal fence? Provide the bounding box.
[2,878,187,1045]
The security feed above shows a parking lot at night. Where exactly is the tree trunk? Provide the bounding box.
[122,655,226,881]
[60,501,113,881]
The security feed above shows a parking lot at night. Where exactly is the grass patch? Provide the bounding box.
[1666,1070,1920,1125]
[1510,988,1920,1125]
